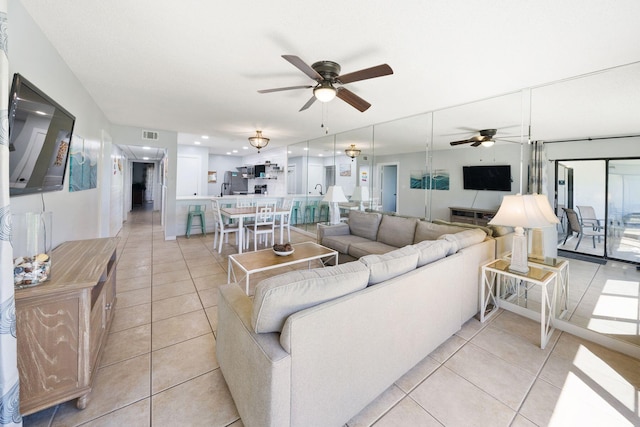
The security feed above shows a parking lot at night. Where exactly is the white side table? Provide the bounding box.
[480,259,558,349]
[503,254,570,319]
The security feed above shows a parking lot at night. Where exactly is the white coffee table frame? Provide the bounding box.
[228,242,338,295]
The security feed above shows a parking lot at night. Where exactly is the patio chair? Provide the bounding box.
[576,205,603,232]
[563,208,604,250]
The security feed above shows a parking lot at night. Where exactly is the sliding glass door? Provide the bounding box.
[607,159,640,263]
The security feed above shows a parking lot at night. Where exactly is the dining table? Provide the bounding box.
[218,205,290,254]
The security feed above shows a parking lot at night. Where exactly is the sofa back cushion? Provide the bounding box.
[359,246,419,286]
[438,228,487,253]
[414,221,466,243]
[410,240,452,267]
[252,261,370,333]
[348,210,382,241]
[377,215,418,248]
[432,219,494,237]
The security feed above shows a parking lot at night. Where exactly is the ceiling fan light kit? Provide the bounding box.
[313,81,337,102]
[345,144,361,161]
[248,130,269,153]
[259,55,393,112]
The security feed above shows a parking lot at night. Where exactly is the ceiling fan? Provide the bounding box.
[258,55,393,112]
[449,129,518,148]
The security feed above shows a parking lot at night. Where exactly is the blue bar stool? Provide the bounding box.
[186,204,206,238]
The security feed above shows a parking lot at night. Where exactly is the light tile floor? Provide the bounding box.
[23,207,640,426]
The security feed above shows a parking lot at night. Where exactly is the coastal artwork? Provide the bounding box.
[69,135,99,191]
[410,169,450,190]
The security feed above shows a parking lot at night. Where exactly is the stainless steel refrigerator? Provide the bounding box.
[222,170,248,195]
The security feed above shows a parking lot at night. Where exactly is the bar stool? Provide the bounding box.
[318,202,330,223]
[186,204,206,238]
[304,200,319,224]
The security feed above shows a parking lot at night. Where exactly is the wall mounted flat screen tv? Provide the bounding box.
[8,73,76,197]
[463,165,511,191]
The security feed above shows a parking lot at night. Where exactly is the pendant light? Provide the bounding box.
[248,130,270,153]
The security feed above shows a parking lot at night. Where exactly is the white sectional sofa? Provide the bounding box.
[217,228,495,427]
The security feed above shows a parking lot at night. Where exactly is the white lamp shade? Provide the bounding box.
[489,194,556,229]
[533,194,560,224]
[351,186,369,202]
[323,186,348,203]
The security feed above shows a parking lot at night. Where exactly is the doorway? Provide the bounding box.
[379,163,398,213]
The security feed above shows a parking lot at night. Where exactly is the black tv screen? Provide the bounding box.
[463,165,511,191]
[8,73,76,197]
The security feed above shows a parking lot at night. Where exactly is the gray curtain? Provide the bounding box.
[0,0,22,425]
[529,141,547,195]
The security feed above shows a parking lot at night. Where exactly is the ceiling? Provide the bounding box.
[20,0,640,160]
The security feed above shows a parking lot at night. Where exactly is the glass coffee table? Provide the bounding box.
[227,242,338,295]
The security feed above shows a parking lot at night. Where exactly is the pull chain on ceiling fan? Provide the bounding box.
[258,55,393,112]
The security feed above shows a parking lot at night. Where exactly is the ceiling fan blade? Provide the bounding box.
[449,139,472,146]
[299,96,317,112]
[282,55,323,81]
[336,87,371,112]
[258,85,313,94]
[337,64,393,84]
[471,140,483,147]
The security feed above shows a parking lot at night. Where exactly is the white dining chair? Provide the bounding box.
[277,198,294,242]
[212,200,240,253]
[245,202,276,251]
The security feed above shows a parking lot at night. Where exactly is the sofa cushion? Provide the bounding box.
[413,221,466,243]
[322,234,372,254]
[359,246,419,286]
[410,240,452,267]
[251,261,370,333]
[349,241,398,258]
[438,228,487,254]
[489,224,514,237]
[377,215,418,248]
[432,219,494,237]
[348,210,382,241]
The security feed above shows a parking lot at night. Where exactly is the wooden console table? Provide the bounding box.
[15,238,118,416]
[449,207,497,226]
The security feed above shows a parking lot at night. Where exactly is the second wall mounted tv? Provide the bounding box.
[463,165,511,191]
[8,73,76,197]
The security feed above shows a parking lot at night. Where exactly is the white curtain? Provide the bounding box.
[529,141,548,195]
[0,1,22,425]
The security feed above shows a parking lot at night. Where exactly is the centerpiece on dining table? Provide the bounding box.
[273,242,294,256]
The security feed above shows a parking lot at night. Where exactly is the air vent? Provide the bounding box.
[142,130,159,140]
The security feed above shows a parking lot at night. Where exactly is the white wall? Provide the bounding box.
[8,1,113,247]
[373,143,525,220]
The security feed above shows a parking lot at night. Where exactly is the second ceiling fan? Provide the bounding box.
[258,55,393,112]
[449,128,521,148]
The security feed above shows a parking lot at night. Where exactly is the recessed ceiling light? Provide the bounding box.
[303,147,309,151]
[226,152,232,155]
[232,150,238,153]
[242,146,249,150]
[201,135,209,139]
[194,141,201,145]
[318,154,323,157]
[142,146,150,150]
[288,151,292,154]
[142,157,149,160]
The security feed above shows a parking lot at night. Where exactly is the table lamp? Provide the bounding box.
[323,186,348,225]
[530,194,561,260]
[350,186,370,211]
[489,194,558,273]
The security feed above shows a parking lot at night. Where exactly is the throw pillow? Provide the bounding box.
[359,246,419,285]
[252,261,370,333]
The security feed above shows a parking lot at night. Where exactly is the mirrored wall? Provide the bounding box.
[286,60,640,351]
